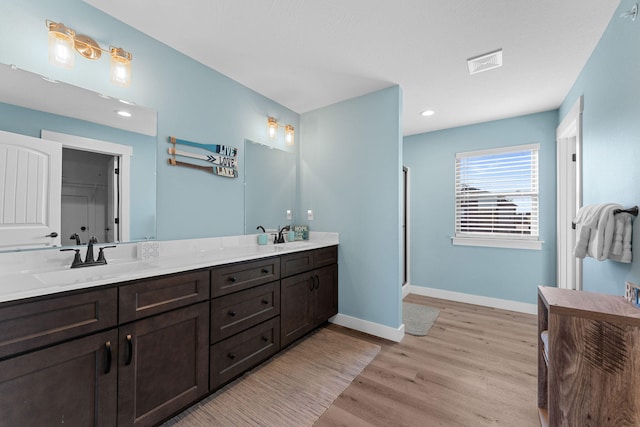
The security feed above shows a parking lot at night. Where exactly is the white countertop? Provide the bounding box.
[0,233,338,304]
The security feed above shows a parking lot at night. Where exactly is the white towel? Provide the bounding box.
[586,204,619,261]
[610,213,633,263]
[573,204,620,259]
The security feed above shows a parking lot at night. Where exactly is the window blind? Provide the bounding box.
[455,144,539,239]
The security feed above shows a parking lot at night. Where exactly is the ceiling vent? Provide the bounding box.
[467,49,503,75]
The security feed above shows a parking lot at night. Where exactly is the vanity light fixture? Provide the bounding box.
[46,20,133,87]
[267,116,295,146]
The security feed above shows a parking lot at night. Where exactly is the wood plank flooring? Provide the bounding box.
[316,294,539,426]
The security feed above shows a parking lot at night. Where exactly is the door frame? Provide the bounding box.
[41,130,132,242]
[402,166,411,298]
[556,96,583,290]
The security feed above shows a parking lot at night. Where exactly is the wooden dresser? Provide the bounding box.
[538,286,640,427]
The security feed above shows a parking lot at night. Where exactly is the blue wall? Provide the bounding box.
[560,0,640,295]
[0,0,298,241]
[404,111,558,304]
[300,86,403,329]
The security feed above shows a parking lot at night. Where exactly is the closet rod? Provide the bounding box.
[614,206,639,216]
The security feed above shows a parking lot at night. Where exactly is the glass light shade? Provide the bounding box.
[110,47,132,87]
[285,125,294,146]
[267,117,278,140]
[48,22,75,69]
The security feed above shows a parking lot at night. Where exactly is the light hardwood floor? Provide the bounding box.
[316,294,539,427]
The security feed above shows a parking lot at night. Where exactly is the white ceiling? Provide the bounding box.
[83,0,620,136]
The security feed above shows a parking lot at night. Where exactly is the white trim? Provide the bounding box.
[452,236,543,250]
[403,166,411,287]
[402,283,411,299]
[408,285,537,315]
[41,130,131,242]
[556,96,583,291]
[456,142,540,159]
[330,313,405,342]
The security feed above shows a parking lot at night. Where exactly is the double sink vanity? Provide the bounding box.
[0,233,338,426]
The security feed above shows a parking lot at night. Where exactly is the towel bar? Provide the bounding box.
[613,206,639,216]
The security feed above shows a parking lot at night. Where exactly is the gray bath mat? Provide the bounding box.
[403,302,440,336]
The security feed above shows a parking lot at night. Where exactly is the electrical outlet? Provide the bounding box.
[286,210,292,220]
[307,209,314,220]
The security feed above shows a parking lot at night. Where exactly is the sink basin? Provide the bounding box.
[34,261,151,287]
[275,241,314,251]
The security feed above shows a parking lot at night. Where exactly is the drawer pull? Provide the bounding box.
[262,336,269,342]
[229,276,238,283]
[125,334,133,366]
[261,298,269,305]
[261,268,270,274]
[228,353,236,360]
[228,310,237,317]
[104,341,112,374]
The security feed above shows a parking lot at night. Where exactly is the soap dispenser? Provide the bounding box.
[256,226,268,245]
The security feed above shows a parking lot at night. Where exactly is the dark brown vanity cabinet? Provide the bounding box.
[210,258,282,390]
[117,270,210,427]
[0,289,118,426]
[280,247,338,348]
[0,270,210,427]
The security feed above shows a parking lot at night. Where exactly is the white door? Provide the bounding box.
[0,130,62,249]
[556,97,583,290]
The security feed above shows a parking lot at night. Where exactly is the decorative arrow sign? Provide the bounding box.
[169,136,237,157]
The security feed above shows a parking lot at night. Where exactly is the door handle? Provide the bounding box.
[104,341,112,374]
[45,232,58,238]
[125,334,133,366]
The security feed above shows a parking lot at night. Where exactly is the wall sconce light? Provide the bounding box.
[46,20,133,87]
[267,116,295,146]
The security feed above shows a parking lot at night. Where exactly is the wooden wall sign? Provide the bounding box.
[167,136,238,179]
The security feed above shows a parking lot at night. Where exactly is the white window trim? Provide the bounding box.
[452,143,543,251]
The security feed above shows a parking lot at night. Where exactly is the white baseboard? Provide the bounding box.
[402,283,411,299]
[330,313,405,342]
[408,285,537,315]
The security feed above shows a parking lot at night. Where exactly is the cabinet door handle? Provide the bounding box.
[125,334,133,366]
[314,274,320,290]
[261,336,269,342]
[261,298,269,305]
[309,278,315,291]
[229,276,238,283]
[228,310,237,317]
[261,268,269,274]
[104,341,112,374]
[228,353,236,360]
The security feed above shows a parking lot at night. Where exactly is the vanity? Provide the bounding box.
[0,235,338,426]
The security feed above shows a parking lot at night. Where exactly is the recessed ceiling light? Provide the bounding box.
[116,110,132,118]
[41,76,58,84]
[420,110,435,117]
[119,99,135,105]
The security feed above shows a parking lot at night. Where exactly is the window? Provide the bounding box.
[453,143,542,250]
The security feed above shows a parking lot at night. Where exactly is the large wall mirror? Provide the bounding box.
[244,139,297,234]
[0,64,158,250]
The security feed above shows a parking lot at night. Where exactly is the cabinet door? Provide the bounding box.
[0,329,117,426]
[118,302,209,427]
[313,264,338,326]
[280,272,314,347]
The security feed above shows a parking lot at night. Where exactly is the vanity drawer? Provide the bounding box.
[211,257,280,297]
[119,270,210,324]
[211,281,280,343]
[0,288,117,359]
[313,245,338,268]
[210,317,280,389]
[280,250,314,278]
